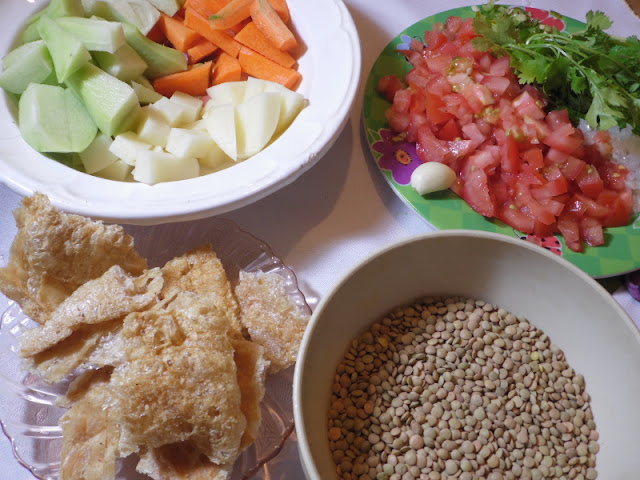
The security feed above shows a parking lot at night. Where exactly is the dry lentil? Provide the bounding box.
[327,296,598,480]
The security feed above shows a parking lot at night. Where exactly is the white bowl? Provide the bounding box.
[294,230,640,480]
[0,0,361,225]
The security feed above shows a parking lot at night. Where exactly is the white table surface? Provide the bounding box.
[1,0,639,478]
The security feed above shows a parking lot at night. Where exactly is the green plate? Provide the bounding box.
[363,6,640,278]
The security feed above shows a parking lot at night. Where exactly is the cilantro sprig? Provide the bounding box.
[472,2,640,134]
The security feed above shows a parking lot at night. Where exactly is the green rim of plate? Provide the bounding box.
[363,6,640,278]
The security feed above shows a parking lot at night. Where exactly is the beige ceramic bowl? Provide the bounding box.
[293,230,640,479]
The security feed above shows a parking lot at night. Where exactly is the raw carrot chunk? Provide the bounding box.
[234,21,295,68]
[159,13,201,52]
[184,0,230,17]
[154,60,213,97]
[146,21,167,44]
[268,0,290,23]
[187,38,219,63]
[212,52,242,84]
[238,46,301,89]
[184,8,242,57]
[227,17,251,34]
[250,0,297,51]
[207,0,253,30]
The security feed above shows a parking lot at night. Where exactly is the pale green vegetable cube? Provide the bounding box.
[21,0,85,42]
[38,15,91,82]
[84,0,160,35]
[56,16,126,53]
[19,83,97,153]
[93,44,147,81]
[131,79,162,104]
[122,22,187,78]
[65,62,141,137]
[0,41,54,94]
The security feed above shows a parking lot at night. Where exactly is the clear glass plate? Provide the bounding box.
[0,217,311,480]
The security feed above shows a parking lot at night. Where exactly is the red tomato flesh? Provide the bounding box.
[378,16,634,252]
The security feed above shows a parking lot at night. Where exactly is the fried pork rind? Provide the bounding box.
[133,341,269,480]
[19,266,163,383]
[111,291,246,466]
[0,195,311,480]
[136,444,232,480]
[160,244,242,338]
[234,339,269,450]
[235,271,310,373]
[0,193,147,323]
[59,368,120,480]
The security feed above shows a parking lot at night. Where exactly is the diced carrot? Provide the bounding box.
[146,21,167,44]
[250,0,297,51]
[234,21,295,68]
[187,38,219,64]
[153,61,213,97]
[184,0,230,17]
[227,17,251,34]
[159,13,201,52]
[268,0,289,23]
[184,8,242,57]
[212,52,242,85]
[238,46,301,89]
[207,0,253,30]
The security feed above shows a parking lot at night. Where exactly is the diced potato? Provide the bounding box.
[132,150,199,184]
[243,76,266,101]
[235,92,280,159]
[262,80,305,135]
[79,132,118,173]
[165,127,216,158]
[203,103,237,161]
[95,158,133,181]
[170,91,203,123]
[199,142,233,170]
[109,131,152,165]
[205,81,246,108]
[149,96,191,127]
[137,105,171,147]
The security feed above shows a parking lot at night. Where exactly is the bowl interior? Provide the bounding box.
[0,0,361,224]
[294,231,640,480]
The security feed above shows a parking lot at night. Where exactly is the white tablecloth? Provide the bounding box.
[1,0,639,478]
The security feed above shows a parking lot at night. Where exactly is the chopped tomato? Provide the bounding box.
[580,217,605,247]
[437,118,462,140]
[576,165,604,199]
[424,91,455,125]
[461,167,495,217]
[382,14,635,252]
[500,135,520,174]
[377,75,404,103]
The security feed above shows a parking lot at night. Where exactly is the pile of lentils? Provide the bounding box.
[327,296,599,480]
